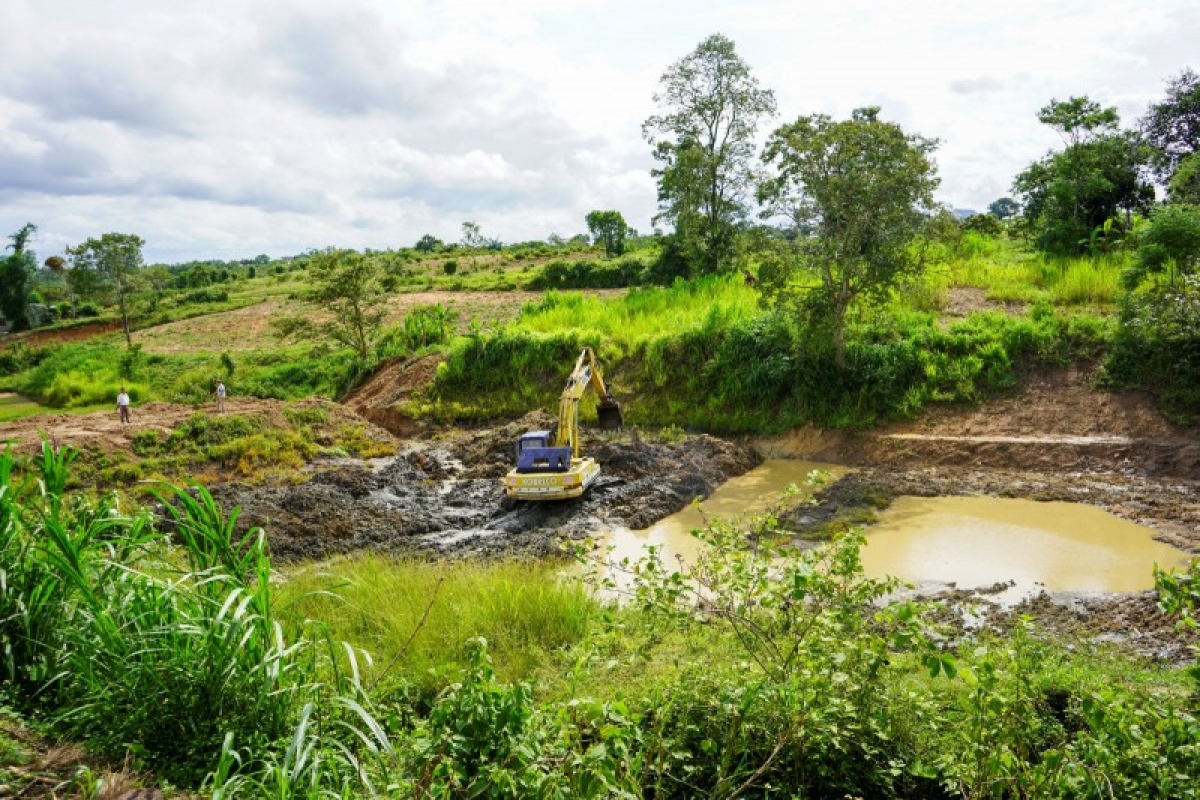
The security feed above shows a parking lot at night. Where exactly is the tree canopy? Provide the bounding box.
[66,232,145,346]
[1014,98,1153,256]
[584,210,629,257]
[414,234,443,253]
[274,249,388,360]
[1,224,37,331]
[643,33,776,275]
[1140,68,1200,183]
[987,197,1019,220]
[757,107,939,366]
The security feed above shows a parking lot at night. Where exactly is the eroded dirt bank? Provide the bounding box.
[214,412,761,561]
[770,363,1200,552]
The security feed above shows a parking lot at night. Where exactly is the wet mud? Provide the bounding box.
[214,411,761,562]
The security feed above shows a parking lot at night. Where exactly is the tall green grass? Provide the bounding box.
[513,275,758,345]
[0,444,379,789]
[278,556,595,688]
[940,241,1127,306]
[423,289,1112,431]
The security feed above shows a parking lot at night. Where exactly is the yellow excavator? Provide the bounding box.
[503,347,623,500]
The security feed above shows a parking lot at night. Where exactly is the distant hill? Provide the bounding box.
[952,208,978,220]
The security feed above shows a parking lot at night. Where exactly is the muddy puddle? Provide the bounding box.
[599,459,843,568]
[860,496,1189,601]
[596,460,1191,607]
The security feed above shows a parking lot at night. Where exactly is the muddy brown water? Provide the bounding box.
[599,460,1189,601]
[860,495,1189,596]
[600,459,843,568]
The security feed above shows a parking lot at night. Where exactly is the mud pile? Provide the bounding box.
[214,420,761,562]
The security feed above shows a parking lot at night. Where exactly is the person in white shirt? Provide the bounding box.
[215,380,227,413]
[116,388,131,425]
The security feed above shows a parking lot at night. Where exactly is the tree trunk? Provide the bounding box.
[832,317,846,370]
[117,285,132,347]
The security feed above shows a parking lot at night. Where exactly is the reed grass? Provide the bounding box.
[278,555,595,687]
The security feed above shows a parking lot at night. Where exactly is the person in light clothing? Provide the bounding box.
[116,387,131,425]
[215,380,227,413]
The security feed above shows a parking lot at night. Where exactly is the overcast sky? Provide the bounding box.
[1,0,1196,263]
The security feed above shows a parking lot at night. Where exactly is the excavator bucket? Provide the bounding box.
[597,398,623,430]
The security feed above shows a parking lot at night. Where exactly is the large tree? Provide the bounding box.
[1140,68,1200,183]
[274,249,387,360]
[414,234,443,253]
[757,107,939,367]
[987,197,1019,220]
[584,210,629,257]
[1,224,37,331]
[1169,152,1200,204]
[1014,97,1153,256]
[66,233,145,346]
[642,33,776,275]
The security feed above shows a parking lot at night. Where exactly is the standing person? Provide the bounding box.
[215,380,227,413]
[116,387,131,425]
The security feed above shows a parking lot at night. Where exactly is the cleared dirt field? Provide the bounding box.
[134,290,626,354]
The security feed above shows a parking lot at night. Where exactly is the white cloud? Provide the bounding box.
[0,0,1196,260]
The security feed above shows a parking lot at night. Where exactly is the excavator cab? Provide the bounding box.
[503,347,621,500]
[515,431,572,473]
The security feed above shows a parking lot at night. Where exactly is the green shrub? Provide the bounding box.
[282,403,329,427]
[374,304,455,360]
[1106,276,1200,420]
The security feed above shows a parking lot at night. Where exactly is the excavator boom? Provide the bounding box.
[503,347,622,500]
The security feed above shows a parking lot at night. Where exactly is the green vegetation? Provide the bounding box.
[759,106,940,366]
[279,556,595,689]
[644,33,777,275]
[0,340,359,409]
[585,209,631,257]
[3,449,1197,797]
[65,232,146,346]
[1014,97,1152,256]
[0,224,37,332]
[273,248,389,359]
[423,267,1111,431]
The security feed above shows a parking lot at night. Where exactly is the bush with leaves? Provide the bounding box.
[1107,274,1200,419]
[580,489,945,797]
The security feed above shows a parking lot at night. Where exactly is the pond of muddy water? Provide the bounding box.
[600,460,1188,602]
[860,495,1188,599]
[601,459,843,567]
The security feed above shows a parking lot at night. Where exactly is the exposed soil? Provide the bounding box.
[342,354,442,438]
[213,413,760,562]
[0,397,383,458]
[941,286,1025,318]
[1,320,123,348]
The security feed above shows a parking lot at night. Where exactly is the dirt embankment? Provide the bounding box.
[216,412,760,561]
[766,363,1200,551]
[0,397,374,458]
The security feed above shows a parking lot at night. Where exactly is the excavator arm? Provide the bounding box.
[552,347,622,457]
[504,347,622,500]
